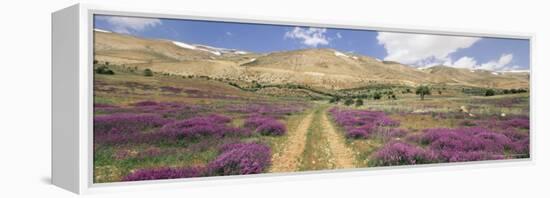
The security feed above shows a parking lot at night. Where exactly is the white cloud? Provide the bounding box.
[443,53,516,71]
[377,32,481,65]
[478,53,514,70]
[284,27,329,47]
[98,16,161,34]
[452,56,478,68]
[336,32,343,39]
[226,31,232,36]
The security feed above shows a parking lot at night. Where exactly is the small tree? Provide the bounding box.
[143,68,153,77]
[485,89,495,96]
[415,85,431,100]
[94,65,114,75]
[344,99,354,106]
[355,99,364,106]
[373,92,382,100]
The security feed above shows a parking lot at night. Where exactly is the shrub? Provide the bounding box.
[207,143,271,175]
[123,166,205,181]
[95,65,114,75]
[369,141,437,166]
[131,101,158,107]
[157,114,241,140]
[243,116,276,129]
[329,108,400,139]
[256,121,286,136]
[501,117,529,129]
[415,85,431,100]
[160,86,182,93]
[417,127,514,162]
[373,92,382,100]
[485,89,495,96]
[344,99,354,106]
[355,99,364,106]
[94,113,168,135]
[143,68,154,76]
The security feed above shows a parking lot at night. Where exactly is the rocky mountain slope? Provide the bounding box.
[93,30,529,89]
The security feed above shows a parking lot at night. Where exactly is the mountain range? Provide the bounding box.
[93,29,529,89]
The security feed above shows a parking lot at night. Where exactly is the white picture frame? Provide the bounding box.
[52,3,534,194]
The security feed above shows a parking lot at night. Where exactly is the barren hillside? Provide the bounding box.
[94,30,529,90]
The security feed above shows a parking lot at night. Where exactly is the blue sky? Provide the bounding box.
[94,15,529,71]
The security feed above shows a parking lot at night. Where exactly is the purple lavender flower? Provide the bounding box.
[243,115,287,136]
[207,143,271,175]
[329,108,400,139]
[370,141,437,166]
[501,117,530,129]
[123,166,205,181]
[157,114,241,140]
[131,101,159,107]
[256,121,286,136]
[416,127,526,162]
[94,113,169,135]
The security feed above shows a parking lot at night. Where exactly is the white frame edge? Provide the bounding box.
[51,3,535,194]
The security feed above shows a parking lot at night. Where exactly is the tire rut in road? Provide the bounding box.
[270,111,314,173]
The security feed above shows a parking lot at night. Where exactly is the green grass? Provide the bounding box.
[298,107,334,171]
[92,63,530,181]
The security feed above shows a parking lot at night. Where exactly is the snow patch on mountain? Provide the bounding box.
[334,51,349,58]
[94,28,111,33]
[501,69,530,73]
[172,41,196,50]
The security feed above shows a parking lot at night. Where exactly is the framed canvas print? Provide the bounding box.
[52,4,533,194]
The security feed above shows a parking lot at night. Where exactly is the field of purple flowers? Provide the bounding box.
[328,107,529,167]
[93,99,307,183]
[93,68,529,182]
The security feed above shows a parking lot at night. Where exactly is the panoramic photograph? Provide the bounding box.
[92,15,530,183]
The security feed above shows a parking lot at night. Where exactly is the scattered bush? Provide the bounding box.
[355,99,363,106]
[94,113,168,135]
[329,108,400,139]
[501,118,530,129]
[207,143,271,175]
[157,114,243,140]
[143,68,154,77]
[369,141,437,166]
[344,99,354,106]
[485,89,495,96]
[244,116,286,136]
[373,92,382,100]
[415,85,431,100]
[123,167,205,181]
[131,101,158,107]
[95,65,114,75]
[256,121,286,136]
[416,127,517,162]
